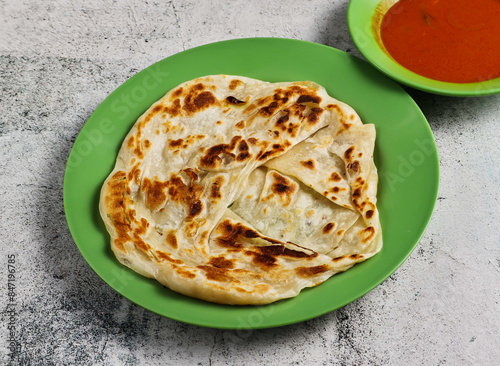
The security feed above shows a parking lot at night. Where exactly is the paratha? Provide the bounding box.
[99,75,382,305]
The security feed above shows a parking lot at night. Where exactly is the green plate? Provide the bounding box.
[348,0,500,96]
[63,38,439,329]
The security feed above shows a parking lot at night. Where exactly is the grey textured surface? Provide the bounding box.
[0,1,499,365]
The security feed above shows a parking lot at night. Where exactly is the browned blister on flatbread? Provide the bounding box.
[99,75,382,305]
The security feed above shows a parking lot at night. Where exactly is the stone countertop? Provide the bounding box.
[0,1,499,365]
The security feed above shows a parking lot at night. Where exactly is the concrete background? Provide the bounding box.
[0,0,499,364]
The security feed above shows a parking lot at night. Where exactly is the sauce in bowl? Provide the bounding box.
[376,0,500,83]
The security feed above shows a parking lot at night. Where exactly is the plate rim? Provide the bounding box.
[347,0,500,97]
[63,37,440,329]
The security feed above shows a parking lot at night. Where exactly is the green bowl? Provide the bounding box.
[348,0,500,96]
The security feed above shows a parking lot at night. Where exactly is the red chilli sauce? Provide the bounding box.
[379,0,500,83]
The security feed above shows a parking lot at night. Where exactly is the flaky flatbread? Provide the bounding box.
[99,75,382,305]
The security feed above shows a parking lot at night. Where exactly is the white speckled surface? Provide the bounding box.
[1,1,499,365]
